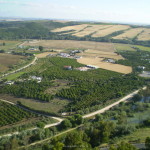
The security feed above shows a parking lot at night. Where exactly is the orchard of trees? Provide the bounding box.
[0,101,35,127]
[0,57,146,113]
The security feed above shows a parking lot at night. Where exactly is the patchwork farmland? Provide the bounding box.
[51,24,150,42]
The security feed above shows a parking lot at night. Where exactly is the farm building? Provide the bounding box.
[137,66,145,70]
[86,65,99,69]
[30,76,42,83]
[64,66,72,70]
[59,53,70,58]
[5,81,14,85]
[104,58,115,63]
[75,67,91,71]
[28,48,37,51]
[74,56,82,59]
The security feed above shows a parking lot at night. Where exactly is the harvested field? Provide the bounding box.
[77,57,132,74]
[72,25,112,37]
[77,50,123,60]
[23,40,115,52]
[36,52,57,58]
[137,28,150,41]
[92,25,130,37]
[0,53,26,73]
[113,28,145,39]
[51,24,88,33]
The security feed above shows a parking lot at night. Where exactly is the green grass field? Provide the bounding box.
[0,94,69,114]
[115,43,150,52]
[4,72,25,80]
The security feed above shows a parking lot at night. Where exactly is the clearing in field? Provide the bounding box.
[137,28,150,41]
[77,57,132,74]
[113,28,145,39]
[0,53,27,73]
[72,25,112,37]
[51,24,89,33]
[92,25,130,37]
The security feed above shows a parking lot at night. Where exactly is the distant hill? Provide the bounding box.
[0,20,150,46]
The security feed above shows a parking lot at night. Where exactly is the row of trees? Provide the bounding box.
[0,81,54,102]
[0,101,35,127]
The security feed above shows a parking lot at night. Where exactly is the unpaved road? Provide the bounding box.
[0,86,146,139]
[0,55,37,79]
[83,86,146,118]
[0,99,63,138]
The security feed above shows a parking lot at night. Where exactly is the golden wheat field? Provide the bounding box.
[91,25,130,37]
[113,28,145,39]
[77,57,132,74]
[23,40,115,52]
[82,50,124,60]
[51,24,88,33]
[72,25,112,37]
[137,28,150,41]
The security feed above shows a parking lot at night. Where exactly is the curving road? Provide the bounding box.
[0,86,146,139]
[0,55,37,79]
[0,98,63,139]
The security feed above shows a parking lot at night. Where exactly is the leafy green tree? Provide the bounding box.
[52,142,64,150]
[64,131,91,150]
[145,137,150,150]
[10,138,19,150]
[109,145,117,150]
[39,46,44,51]
[117,142,137,150]
[36,122,45,128]
[42,144,51,150]
[60,119,72,129]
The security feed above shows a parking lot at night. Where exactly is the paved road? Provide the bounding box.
[83,86,146,118]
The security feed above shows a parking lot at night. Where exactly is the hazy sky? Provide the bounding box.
[0,0,150,24]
